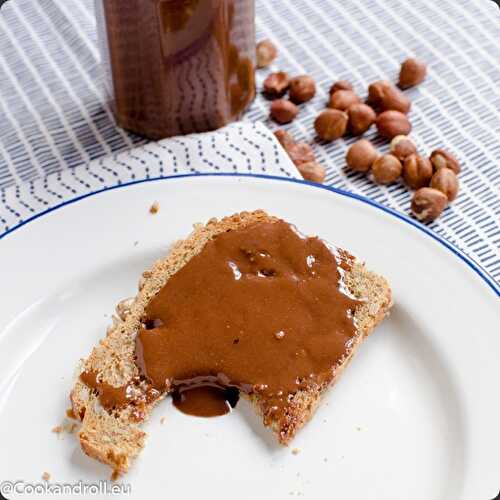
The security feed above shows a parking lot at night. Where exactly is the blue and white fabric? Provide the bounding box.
[0,0,499,283]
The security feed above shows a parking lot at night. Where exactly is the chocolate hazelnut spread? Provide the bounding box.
[95,0,256,139]
[80,370,160,421]
[133,220,362,421]
[80,220,362,421]
[80,370,131,410]
[173,385,239,417]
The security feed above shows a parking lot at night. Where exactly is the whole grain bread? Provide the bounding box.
[70,210,392,476]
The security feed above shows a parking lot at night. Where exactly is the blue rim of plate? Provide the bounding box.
[1,172,498,296]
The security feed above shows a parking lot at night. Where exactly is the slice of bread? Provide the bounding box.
[70,210,392,476]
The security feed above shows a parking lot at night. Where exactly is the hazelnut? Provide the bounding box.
[368,80,410,113]
[296,161,326,183]
[256,39,277,68]
[403,154,433,189]
[329,80,353,95]
[284,142,316,165]
[367,80,391,107]
[390,135,417,160]
[289,75,316,103]
[149,201,160,214]
[376,110,412,139]
[274,129,295,148]
[346,139,379,173]
[348,103,376,135]
[411,187,448,222]
[270,99,299,124]
[429,149,461,174]
[398,58,427,89]
[381,86,411,114]
[263,71,290,98]
[328,90,361,111]
[372,154,402,184]
[430,168,459,201]
[314,109,348,141]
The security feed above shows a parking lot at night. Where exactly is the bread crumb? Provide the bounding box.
[149,201,160,214]
[160,417,166,425]
[53,418,80,436]
[42,472,50,481]
[115,297,134,321]
[66,408,76,419]
[275,330,285,339]
[291,448,300,455]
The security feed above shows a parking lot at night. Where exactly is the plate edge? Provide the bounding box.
[1,172,498,296]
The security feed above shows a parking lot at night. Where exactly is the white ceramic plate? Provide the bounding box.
[0,174,498,500]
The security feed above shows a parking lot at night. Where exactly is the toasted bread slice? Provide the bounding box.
[70,210,392,475]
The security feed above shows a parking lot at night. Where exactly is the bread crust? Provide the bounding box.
[70,210,392,475]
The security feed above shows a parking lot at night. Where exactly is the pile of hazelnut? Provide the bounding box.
[256,40,461,222]
[273,128,325,183]
[347,139,460,222]
[257,40,325,183]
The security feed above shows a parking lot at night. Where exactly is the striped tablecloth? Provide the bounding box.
[0,0,499,283]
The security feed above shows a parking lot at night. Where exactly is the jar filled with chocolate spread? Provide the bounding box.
[95,0,256,139]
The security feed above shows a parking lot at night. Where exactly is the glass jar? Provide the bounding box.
[95,0,256,139]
